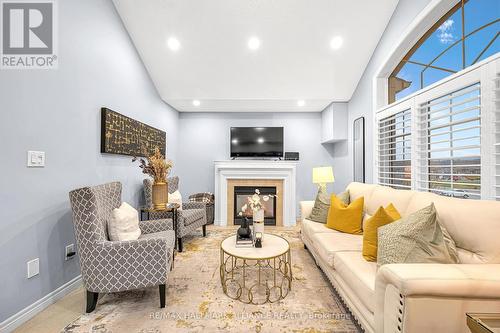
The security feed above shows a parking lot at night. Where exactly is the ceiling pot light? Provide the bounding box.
[192,100,200,106]
[257,137,265,144]
[330,36,343,50]
[297,100,305,107]
[248,37,261,50]
[167,37,180,51]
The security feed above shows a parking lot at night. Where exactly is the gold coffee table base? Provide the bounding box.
[219,235,292,304]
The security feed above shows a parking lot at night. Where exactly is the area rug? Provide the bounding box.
[63,226,361,333]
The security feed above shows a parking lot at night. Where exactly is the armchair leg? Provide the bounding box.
[86,291,98,313]
[159,284,166,308]
[178,237,183,252]
[202,224,207,237]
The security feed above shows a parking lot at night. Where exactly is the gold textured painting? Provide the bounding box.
[100,107,166,157]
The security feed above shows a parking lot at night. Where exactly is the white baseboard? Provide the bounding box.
[0,275,82,333]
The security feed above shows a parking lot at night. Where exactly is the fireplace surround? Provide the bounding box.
[214,160,297,227]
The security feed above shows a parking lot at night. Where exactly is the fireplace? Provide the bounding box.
[233,186,277,226]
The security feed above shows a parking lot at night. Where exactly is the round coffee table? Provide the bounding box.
[219,234,292,304]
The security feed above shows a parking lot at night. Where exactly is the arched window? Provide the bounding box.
[388,0,499,103]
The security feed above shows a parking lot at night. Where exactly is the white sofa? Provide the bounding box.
[300,182,500,333]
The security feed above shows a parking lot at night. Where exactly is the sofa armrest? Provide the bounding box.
[376,263,500,299]
[182,201,206,210]
[375,263,500,333]
[139,218,173,234]
[299,201,314,221]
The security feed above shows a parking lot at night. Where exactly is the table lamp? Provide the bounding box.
[313,166,334,192]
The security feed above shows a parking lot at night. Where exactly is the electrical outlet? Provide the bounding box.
[27,151,45,167]
[27,258,39,279]
[65,244,75,261]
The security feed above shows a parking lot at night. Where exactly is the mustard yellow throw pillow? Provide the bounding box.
[326,195,364,234]
[362,204,401,262]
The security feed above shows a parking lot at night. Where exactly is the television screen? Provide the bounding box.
[230,127,284,158]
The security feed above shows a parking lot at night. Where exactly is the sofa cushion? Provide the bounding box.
[362,204,401,262]
[310,232,362,267]
[334,251,377,313]
[326,196,364,235]
[378,204,459,265]
[346,182,377,211]
[365,185,415,216]
[302,218,336,237]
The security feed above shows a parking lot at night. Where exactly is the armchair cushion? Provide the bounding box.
[108,202,141,241]
[168,190,183,210]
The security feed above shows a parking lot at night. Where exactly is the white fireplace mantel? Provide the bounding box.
[214,160,297,226]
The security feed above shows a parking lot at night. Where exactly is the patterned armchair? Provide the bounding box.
[69,182,175,313]
[144,176,207,252]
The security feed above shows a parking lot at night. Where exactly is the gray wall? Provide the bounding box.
[328,0,432,193]
[175,112,336,209]
[0,0,178,322]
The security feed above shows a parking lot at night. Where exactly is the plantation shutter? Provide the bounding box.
[415,83,482,199]
[495,74,500,200]
[377,109,412,189]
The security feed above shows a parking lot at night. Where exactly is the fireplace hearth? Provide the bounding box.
[233,186,277,226]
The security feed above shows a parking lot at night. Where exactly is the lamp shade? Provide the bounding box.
[312,166,334,184]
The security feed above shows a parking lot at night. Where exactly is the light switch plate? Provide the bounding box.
[27,258,39,279]
[27,151,45,167]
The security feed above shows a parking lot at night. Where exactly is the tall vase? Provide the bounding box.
[152,181,168,210]
[253,208,265,240]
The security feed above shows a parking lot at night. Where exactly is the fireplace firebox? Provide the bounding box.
[233,186,277,226]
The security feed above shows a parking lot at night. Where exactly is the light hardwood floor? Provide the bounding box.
[14,287,84,333]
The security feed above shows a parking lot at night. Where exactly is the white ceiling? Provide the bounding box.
[113,0,398,112]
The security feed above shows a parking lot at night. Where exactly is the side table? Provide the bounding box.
[467,313,500,333]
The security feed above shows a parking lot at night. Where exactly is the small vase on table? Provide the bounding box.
[253,208,265,240]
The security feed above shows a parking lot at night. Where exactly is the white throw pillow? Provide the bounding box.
[108,202,141,241]
[168,190,183,210]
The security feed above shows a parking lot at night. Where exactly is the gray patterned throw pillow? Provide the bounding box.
[308,189,349,224]
[377,203,459,265]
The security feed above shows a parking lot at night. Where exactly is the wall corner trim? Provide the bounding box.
[0,275,83,333]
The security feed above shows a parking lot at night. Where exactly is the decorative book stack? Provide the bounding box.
[235,233,254,248]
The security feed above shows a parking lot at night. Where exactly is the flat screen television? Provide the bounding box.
[230,127,284,158]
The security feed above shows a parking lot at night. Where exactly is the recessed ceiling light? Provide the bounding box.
[297,100,305,107]
[192,100,200,106]
[248,37,261,51]
[167,37,180,51]
[330,36,343,50]
[257,137,265,144]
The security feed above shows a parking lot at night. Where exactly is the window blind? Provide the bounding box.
[416,83,481,199]
[378,109,412,189]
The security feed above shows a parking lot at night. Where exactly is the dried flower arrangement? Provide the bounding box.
[238,189,276,217]
[132,147,173,184]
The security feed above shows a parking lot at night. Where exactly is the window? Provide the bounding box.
[388,0,500,103]
[378,109,412,189]
[416,83,481,198]
[377,55,498,200]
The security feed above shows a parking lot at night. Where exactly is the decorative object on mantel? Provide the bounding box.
[132,147,173,210]
[237,188,276,241]
[312,166,335,192]
[101,107,166,157]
